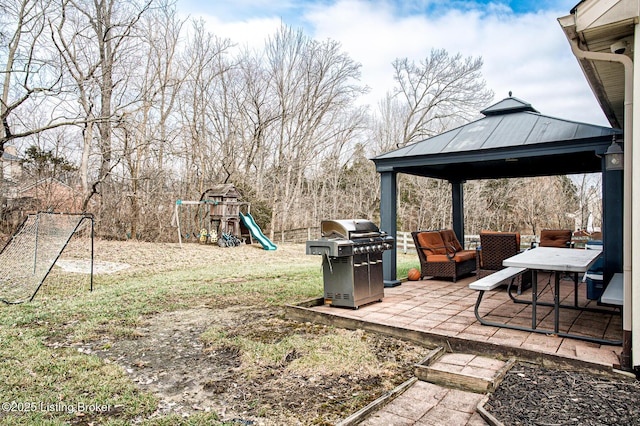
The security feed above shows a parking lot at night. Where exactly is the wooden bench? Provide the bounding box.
[601,273,623,306]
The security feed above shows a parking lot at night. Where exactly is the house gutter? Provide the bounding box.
[567,37,634,370]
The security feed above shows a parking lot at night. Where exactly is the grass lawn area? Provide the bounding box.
[0,240,423,425]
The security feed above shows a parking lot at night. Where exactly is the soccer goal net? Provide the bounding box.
[0,212,94,304]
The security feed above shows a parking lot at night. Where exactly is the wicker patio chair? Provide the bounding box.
[411,229,476,282]
[538,229,578,287]
[476,231,532,294]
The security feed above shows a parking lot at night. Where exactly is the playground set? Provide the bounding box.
[0,185,275,303]
[173,184,276,250]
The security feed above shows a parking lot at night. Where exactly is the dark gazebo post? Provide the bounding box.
[602,154,624,280]
[380,171,401,287]
[451,180,465,247]
[600,143,627,367]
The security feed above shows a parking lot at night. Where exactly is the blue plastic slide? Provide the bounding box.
[239,212,277,250]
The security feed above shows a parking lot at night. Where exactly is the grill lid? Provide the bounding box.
[321,219,381,240]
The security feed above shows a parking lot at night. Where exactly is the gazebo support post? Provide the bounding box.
[451,180,465,247]
[602,163,624,281]
[380,171,401,287]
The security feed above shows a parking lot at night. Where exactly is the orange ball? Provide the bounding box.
[407,268,421,281]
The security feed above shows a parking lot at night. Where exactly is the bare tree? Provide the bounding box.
[391,49,493,146]
[573,173,602,231]
[232,49,279,195]
[178,19,233,197]
[371,94,406,154]
[51,0,98,203]
[264,24,367,234]
[0,0,73,165]
[144,0,185,172]
[378,49,494,235]
[59,0,151,210]
[117,1,186,239]
[204,51,242,185]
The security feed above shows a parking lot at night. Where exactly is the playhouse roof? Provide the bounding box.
[201,184,242,199]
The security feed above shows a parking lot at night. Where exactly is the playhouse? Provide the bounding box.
[201,184,249,241]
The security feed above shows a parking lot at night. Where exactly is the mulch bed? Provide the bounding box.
[485,363,640,425]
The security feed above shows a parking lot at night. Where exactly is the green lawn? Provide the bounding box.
[0,241,421,425]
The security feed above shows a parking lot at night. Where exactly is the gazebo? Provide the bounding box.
[372,96,622,287]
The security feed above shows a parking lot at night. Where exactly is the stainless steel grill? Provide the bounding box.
[306,219,394,309]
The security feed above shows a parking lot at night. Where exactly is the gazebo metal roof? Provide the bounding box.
[373,96,621,181]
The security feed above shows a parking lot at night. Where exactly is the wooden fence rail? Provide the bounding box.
[275,228,537,251]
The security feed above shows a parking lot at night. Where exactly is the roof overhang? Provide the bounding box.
[559,0,639,129]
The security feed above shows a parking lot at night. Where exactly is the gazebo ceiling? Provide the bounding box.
[372,96,621,181]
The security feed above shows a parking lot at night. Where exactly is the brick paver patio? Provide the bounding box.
[307,273,623,368]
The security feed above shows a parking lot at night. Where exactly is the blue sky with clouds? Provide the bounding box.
[176,0,608,126]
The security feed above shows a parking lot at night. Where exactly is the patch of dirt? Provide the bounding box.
[56,259,130,274]
[76,305,429,424]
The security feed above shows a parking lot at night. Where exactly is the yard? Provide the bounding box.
[0,240,429,425]
[1,239,639,425]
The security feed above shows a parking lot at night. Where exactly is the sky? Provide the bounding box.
[175,0,609,127]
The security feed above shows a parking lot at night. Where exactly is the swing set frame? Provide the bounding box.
[173,200,213,247]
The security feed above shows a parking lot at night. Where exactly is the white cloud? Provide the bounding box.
[304,1,608,125]
[179,13,281,52]
[177,0,610,127]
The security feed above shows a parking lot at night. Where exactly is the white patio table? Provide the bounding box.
[501,246,620,345]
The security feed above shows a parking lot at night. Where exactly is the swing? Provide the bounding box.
[194,203,209,240]
[183,204,193,239]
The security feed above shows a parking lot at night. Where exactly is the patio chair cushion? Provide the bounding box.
[416,231,447,256]
[540,229,572,248]
[428,251,476,263]
[411,229,476,282]
[440,229,464,252]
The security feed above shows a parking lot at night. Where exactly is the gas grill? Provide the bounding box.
[306,219,394,309]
